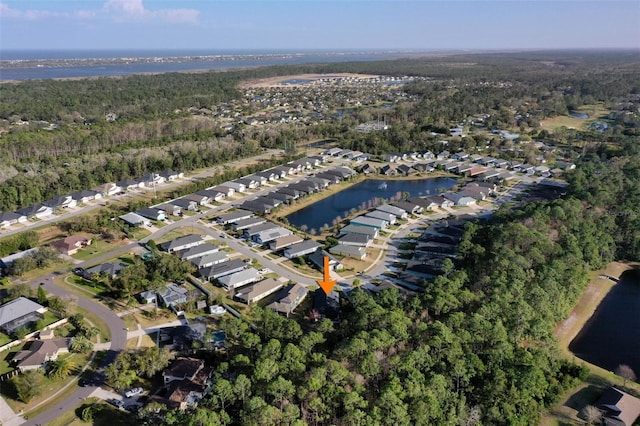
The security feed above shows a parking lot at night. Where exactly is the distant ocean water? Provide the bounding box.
[0,49,431,81]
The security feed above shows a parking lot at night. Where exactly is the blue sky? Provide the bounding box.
[1,0,639,51]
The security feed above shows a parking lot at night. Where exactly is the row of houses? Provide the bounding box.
[1,170,184,228]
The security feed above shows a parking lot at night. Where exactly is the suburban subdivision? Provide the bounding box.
[0,49,639,426]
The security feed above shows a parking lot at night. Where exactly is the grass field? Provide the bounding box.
[540,104,611,131]
[71,238,123,261]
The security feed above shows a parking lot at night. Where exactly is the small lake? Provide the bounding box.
[569,111,589,119]
[569,269,640,381]
[285,177,457,231]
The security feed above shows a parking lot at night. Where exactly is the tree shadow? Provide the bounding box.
[564,384,603,411]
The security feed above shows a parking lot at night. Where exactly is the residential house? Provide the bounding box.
[408,197,438,211]
[289,159,312,170]
[158,203,182,217]
[278,187,303,199]
[268,192,293,204]
[595,387,640,426]
[268,283,309,317]
[171,198,198,212]
[482,170,501,180]
[443,193,477,206]
[273,165,296,176]
[380,165,397,176]
[467,166,487,177]
[199,259,246,281]
[250,175,268,186]
[176,243,220,261]
[422,151,435,160]
[253,196,282,209]
[182,193,209,206]
[324,167,356,179]
[44,195,77,210]
[360,163,376,175]
[470,154,484,163]
[366,210,396,224]
[16,204,54,220]
[413,163,435,173]
[284,240,322,258]
[81,261,128,280]
[310,290,341,321]
[217,210,252,225]
[212,185,236,197]
[235,178,259,190]
[158,284,189,307]
[330,243,366,259]
[70,190,102,204]
[195,189,225,203]
[163,357,207,385]
[0,212,28,228]
[190,252,229,269]
[12,338,70,372]
[339,224,379,239]
[451,152,469,161]
[95,182,122,197]
[394,201,424,215]
[535,165,550,176]
[136,207,166,222]
[254,170,277,182]
[0,297,47,334]
[235,278,283,304]
[251,227,293,244]
[456,164,474,175]
[307,177,331,190]
[337,233,372,247]
[424,195,454,209]
[376,204,408,220]
[244,222,280,239]
[138,290,157,304]
[140,173,165,187]
[0,248,38,272]
[315,172,341,184]
[397,164,415,176]
[233,217,266,231]
[158,324,207,353]
[119,212,150,227]
[159,234,204,253]
[384,153,399,163]
[350,216,388,229]
[436,150,450,160]
[159,170,184,181]
[240,200,272,215]
[222,181,246,193]
[218,268,260,290]
[308,249,343,272]
[117,179,143,192]
[50,235,92,256]
[324,147,343,156]
[269,234,304,251]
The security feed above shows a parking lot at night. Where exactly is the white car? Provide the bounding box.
[124,387,143,398]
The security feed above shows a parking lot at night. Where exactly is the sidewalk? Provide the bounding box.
[0,396,25,426]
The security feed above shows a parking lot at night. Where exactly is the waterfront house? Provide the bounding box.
[350,216,388,230]
[366,210,396,224]
[393,201,424,215]
[595,387,640,426]
[339,224,379,238]
[380,165,397,176]
[337,233,372,247]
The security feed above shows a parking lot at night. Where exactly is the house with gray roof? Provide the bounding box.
[217,210,252,225]
[136,207,166,222]
[70,189,102,204]
[159,234,204,253]
[269,234,304,251]
[330,244,366,259]
[0,212,28,228]
[170,198,198,212]
[12,338,70,372]
[394,201,424,214]
[190,252,229,269]
[376,204,408,220]
[199,259,246,281]
[218,268,260,290]
[233,217,267,231]
[244,222,280,239]
[365,210,396,224]
[176,243,220,261]
[308,249,343,272]
[119,212,150,227]
[235,278,283,304]
[81,261,128,280]
[268,284,308,317]
[338,233,372,247]
[284,240,322,258]
[253,227,293,245]
[350,216,388,230]
[158,284,189,307]
[0,297,47,334]
[339,224,379,238]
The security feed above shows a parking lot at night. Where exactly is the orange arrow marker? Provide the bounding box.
[316,256,337,295]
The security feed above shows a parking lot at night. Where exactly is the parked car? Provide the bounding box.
[124,387,143,398]
[107,398,124,409]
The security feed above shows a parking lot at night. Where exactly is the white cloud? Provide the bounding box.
[0,0,197,24]
[103,0,199,23]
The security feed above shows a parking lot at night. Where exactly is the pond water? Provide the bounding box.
[569,269,640,381]
[285,177,457,231]
[569,111,589,119]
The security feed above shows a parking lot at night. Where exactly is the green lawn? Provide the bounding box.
[0,332,13,347]
[0,348,20,375]
[72,239,120,261]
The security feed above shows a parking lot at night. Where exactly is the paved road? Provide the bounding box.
[22,275,127,426]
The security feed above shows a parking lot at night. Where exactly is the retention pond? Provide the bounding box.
[285,177,457,232]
